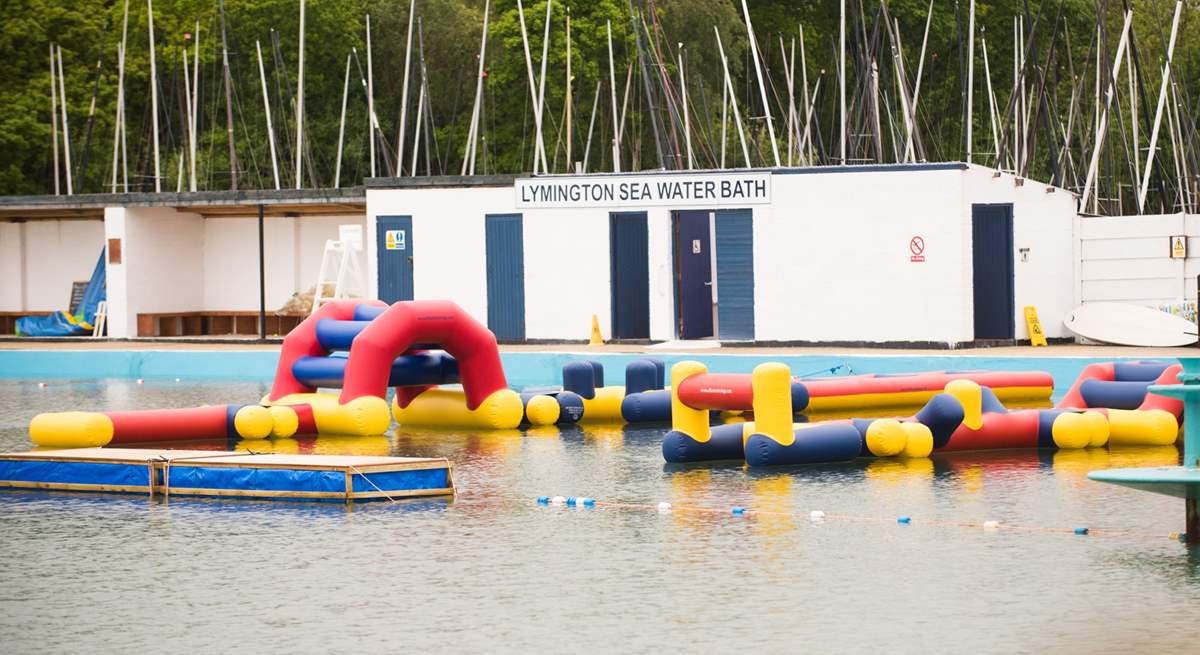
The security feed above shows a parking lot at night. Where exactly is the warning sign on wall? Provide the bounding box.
[909,236,925,263]
[385,229,406,251]
[1170,235,1187,259]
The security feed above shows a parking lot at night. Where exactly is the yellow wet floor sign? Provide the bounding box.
[1024,306,1047,346]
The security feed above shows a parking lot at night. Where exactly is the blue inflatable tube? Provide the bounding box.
[744,423,862,467]
[293,351,459,388]
[662,423,747,463]
[621,390,672,423]
[314,319,373,351]
[1112,361,1172,381]
[1078,379,1153,410]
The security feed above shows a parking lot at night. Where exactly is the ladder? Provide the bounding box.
[311,225,366,314]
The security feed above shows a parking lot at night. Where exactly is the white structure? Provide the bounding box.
[1076,212,1199,309]
[366,164,1076,346]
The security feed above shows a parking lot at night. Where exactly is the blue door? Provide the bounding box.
[485,214,525,341]
[674,210,713,339]
[376,215,413,303]
[972,204,1015,340]
[715,209,754,340]
[609,212,650,339]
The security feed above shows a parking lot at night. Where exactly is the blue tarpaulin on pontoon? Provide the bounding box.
[16,249,106,337]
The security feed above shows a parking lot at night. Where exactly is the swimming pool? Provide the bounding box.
[0,374,1197,652]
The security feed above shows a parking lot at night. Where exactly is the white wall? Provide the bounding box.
[202,213,367,311]
[961,166,1078,339]
[0,220,105,312]
[1077,213,1196,307]
[104,206,204,337]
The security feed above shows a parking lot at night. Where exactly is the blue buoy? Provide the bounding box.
[536,496,549,504]
[897,516,912,524]
[1074,527,1089,535]
[580,498,595,507]
[566,497,578,506]
[731,506,746,515]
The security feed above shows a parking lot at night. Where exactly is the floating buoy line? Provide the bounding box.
[532,495,1185,542]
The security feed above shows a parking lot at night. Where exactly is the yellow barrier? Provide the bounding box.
[392,388,523,430]
[670,361,710,442]
[750,363,794,446]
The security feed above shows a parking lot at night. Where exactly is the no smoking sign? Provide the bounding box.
[909,236,925,263]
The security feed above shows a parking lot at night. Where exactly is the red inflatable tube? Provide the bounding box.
[340,300,508,410]
[937,410,1042,452]
[676,374,754,410]
[1056,362,1116,409]
[1136,365,1182,416]
[803,371,1054,399]
[105,405,236,445]
[268,299,386,402]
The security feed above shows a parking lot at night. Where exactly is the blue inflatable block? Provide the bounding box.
[790,381,811,413]
[1036,409,1066,448]
[915,393,965,449]
[353,305,387,321]
[293,352,459,388]
[314,319,373,351]
[662,424,746,463]
[1079,379,1152,410]
[621,389,672,423]
[979,386,1008,414]
[555,391,585,424]
[744,423,862,467]
[625,359,663,395]
[1112,361,1171,382]
[562,362,597,399]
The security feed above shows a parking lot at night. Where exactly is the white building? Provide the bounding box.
[0,164,1081,346]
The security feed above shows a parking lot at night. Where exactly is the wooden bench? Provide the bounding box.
[0,312,37,335]
[136,311,306,337]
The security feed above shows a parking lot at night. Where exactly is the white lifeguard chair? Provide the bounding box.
[311,225,366,315]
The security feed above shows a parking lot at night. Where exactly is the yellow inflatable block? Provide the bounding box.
[267,406,300,439]
[1106,409,1179,447]
[944,380,983,429]
[29,411,114,448]
[393,388,523,430]
[751,363,794,447]
[670,361,710,442]
[234,405,274,439]
[865,418,907,457]
[524,395,560,426]
[580,386,626,423]
[899,422,934,458]
[1050,412,1092,450]
[265,392,392,436]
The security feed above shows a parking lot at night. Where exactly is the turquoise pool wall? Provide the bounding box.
[0,349,1176,400]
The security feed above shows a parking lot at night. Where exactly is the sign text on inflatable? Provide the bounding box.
[515,172,771,209]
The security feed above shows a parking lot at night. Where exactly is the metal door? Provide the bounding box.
[674,210,714,339]
[972,204,1015,340]
[609,212,650,339]
[485,214,526,341]
[715,209,755,340]
[376,215,413,303]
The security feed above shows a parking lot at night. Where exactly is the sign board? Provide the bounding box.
[68,281,89,315]
[515,172,771,209]
[339,224,364,251]
[1023,306,1048,347]
[385,229,406,251]
[909,236,925,263]
[1170,235,1187,259]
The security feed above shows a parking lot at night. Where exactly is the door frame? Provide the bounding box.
[671,209,718,340]
[609,211,650,340]
[376,215,414,303]
[971,203,1016,341]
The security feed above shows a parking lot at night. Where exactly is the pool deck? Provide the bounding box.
[1,338,1198,358]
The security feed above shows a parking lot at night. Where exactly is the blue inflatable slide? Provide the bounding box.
[16,249,106,337]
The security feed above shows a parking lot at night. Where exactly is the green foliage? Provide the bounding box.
[0,0,1196,208]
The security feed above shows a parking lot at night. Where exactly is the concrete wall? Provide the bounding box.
[367,166,1078,345]
[1076,213,1197,307]
[105,206,204,337]
[0,220,105,312]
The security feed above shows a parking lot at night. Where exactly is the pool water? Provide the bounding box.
[1,378,1199,653]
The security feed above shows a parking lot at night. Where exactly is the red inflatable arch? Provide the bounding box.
[268,299,387,402]
[340,300,508,410]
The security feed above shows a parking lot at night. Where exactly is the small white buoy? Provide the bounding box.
[37,382,47,388]
[810,510,826,521]
[550,495,566,506]
[174,378,181,382]
[657,502,672,512]
[135,379,144,385]
[983,520,1001,531]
